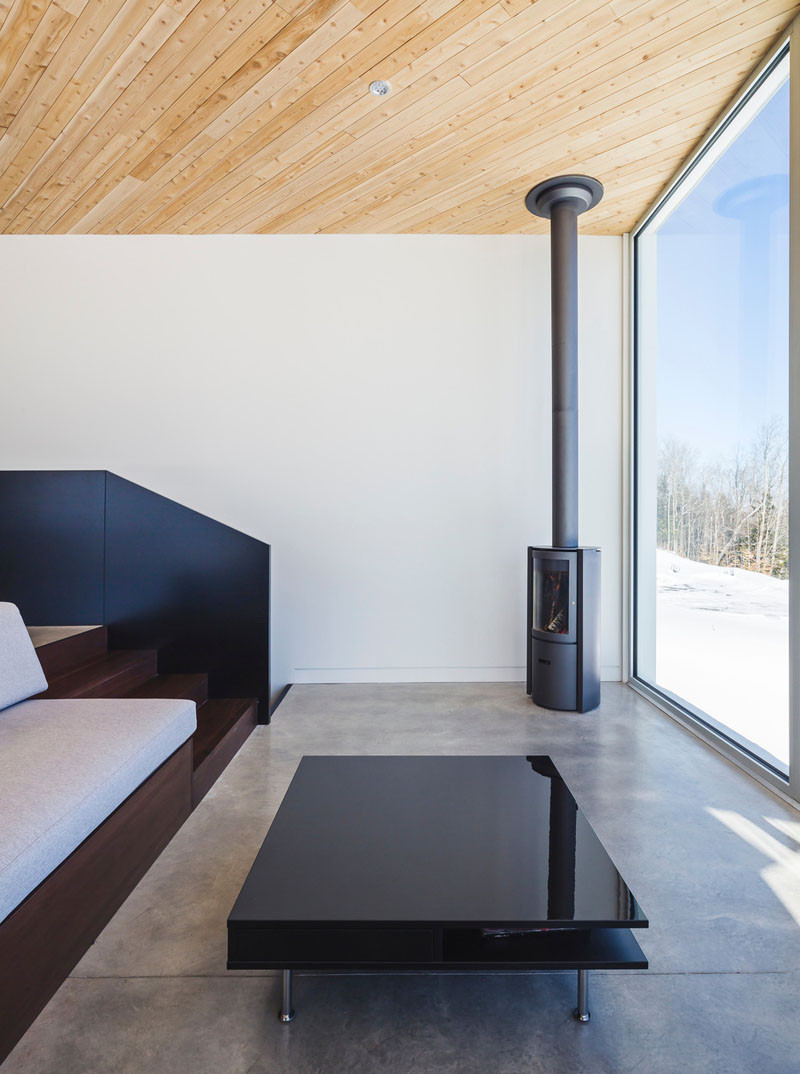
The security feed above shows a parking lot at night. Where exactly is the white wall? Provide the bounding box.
[0,235,623,696]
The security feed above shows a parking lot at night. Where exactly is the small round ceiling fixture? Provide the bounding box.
[369,79,392,97]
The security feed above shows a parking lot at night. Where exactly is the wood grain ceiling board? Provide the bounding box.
[0,0,796,234]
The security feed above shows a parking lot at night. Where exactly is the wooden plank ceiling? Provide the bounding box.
[0,0,796,235]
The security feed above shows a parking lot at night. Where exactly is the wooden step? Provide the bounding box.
[191,697,257,808]
[38,650,158,700]
[126,673,208,706]
[32,626,108,679]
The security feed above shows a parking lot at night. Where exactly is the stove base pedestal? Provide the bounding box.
[530,638,577,710]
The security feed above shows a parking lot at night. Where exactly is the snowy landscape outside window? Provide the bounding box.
[634,47,790,773]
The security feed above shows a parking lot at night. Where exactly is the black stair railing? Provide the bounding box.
[0,471,271,722]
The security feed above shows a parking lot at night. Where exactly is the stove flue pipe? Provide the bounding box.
[525,176,603,549]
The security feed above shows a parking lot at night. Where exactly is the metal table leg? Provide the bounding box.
[279,969,295,1023]
[573,969,590,1022]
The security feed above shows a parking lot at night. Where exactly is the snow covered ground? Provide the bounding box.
[654,549,789,768]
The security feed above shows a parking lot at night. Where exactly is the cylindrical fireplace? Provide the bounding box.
[524,175,603,713]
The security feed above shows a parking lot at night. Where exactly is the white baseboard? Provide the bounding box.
[292,666,623,684]
[601,666,622,681]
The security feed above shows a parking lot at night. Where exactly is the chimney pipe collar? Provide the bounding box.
[525,175,603,219]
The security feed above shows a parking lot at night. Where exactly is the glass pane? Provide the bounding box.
[535,558,570,635]
[636,55,790,771]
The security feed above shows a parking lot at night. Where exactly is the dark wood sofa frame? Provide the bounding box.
[0,741,192,1063]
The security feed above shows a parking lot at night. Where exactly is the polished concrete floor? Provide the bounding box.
[5,683,800,1073]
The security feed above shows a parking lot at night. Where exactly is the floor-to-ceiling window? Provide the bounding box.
[634,44,791,777]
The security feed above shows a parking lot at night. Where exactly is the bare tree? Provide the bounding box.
[657,420,788,579]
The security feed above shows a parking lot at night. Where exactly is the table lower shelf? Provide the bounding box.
[227,925,647,972]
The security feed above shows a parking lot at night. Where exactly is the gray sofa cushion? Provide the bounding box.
[0,603,47,711]
[0,697,196,924]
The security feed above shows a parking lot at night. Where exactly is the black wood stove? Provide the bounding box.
[524,175,603,713]
[526,545,600,712]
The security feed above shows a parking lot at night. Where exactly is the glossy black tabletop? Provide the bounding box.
[229,756,647,929]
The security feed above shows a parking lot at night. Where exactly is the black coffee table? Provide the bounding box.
[228,756,648,1023]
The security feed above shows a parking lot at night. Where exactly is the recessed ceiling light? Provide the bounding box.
[369,80,391,97]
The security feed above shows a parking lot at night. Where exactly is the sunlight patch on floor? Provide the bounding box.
[708,807,800,926]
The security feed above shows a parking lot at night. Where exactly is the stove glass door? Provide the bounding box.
[534,557,571,637]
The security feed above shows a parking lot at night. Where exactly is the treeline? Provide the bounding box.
[657,420,788,579]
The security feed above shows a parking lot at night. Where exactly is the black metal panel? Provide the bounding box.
[530,638,577,710]
[104,474,270,717]
[526,550,533,696]
[577,549,602,712]
[0,470,105,624]
[0,470,271,721]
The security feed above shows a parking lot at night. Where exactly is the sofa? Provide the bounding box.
[0,602,197,1061]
